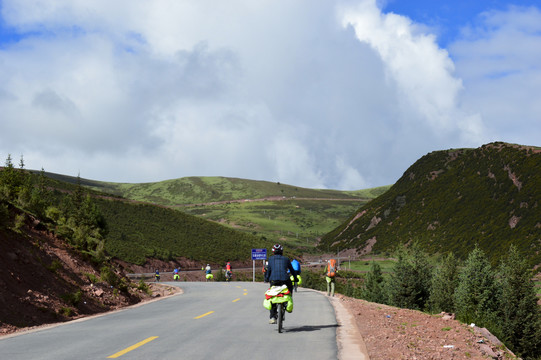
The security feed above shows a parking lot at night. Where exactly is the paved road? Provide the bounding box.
[0,282,338,359]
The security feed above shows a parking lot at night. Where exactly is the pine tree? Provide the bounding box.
[428,252,459,313]
[497,245,541,359]
[454,246,500,330]
[362,260,386,304]
[388,243,432,310]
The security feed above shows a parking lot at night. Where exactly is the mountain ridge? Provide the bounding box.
[319,142,541,267]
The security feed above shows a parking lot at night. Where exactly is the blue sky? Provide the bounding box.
[1,1,540,190]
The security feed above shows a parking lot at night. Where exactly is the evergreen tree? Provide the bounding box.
[362,260,386,304]
[497,245,541,359]
[0,154,17,200]
[29,168,51,218]
[428,252,459,313]
[454,246,500,330]
[388,243,432,310]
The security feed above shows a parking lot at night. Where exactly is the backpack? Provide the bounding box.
[327,259,337,277]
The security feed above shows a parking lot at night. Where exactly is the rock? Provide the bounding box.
[478,343,498,359]
[474,327,503,347]
[441,312,455,320]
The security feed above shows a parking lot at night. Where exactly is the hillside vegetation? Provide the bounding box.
[67,176,379,205]
[320,142,541,267]
[95,198,272,265]
[46,175,386,252]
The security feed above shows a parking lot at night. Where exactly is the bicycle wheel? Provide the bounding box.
[277,303,283,333]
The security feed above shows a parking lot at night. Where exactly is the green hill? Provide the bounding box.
[319,142,541,267]
[45,175,387,252]
[74,176,376,206]
[94,198,272,265]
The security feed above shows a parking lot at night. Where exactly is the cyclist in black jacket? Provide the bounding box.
[264,244,298,323]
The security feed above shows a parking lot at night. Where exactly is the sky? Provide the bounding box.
[0,0,540,190]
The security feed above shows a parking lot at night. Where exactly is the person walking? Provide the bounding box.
[264,244,298,324]
[324,259,337,296]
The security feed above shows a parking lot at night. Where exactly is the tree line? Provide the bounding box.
[0,154,107,265]
[304,243,541,359]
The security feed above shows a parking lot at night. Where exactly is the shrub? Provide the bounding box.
[61,290,82,306]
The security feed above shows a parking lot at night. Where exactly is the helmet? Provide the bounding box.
[272,244,283,253]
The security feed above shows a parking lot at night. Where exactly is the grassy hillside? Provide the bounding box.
[95,198,272,265]
[78,176,374,206]
[25,173,277,265]
[182,198,368,252]
[319,142,541,267]
[46,175,387,252]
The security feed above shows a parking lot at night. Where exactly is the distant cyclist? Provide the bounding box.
[264,244,298,324]
[155,269,160,282]
[204,264,213,281]
[225,261,232,281]
[290,259,301,291]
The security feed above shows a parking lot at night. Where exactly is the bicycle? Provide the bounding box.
[263,285,293,333]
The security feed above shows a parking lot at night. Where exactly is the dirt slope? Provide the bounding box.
[0,215,152,335]
[336,294,516,359]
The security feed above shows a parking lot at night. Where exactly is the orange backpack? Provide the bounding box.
[327,259,337,277]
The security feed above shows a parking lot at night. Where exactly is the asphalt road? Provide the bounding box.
[0,282,338,359]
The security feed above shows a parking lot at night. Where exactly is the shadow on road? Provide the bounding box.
[285,324,339,333]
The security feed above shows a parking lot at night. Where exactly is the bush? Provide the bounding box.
[61,290,82,306]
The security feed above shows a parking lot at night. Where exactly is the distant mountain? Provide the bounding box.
[59,176,384,206]
[319,142,541,267]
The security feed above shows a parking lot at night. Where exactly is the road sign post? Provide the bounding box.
[251,248,267,282]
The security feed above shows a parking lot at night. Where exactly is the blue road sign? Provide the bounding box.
[251,248,267,260]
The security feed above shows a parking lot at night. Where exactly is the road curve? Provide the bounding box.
[0,282,358,360]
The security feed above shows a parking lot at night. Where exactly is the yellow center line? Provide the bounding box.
[243,292,248,296]
[194,311,214,319]
[107,336,158,358]
[243,289,247,291]
[232,298,240,302]
[236,286,241,288]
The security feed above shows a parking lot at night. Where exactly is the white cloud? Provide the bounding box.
[450,6,541,145]
[0,1,539,190]
[340,0,485,140]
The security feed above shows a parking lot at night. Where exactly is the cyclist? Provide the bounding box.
[225,261,232,281]
[264,244,298,324]
[204,264,213,281]
[155,269,160,282]
[290,258,301,291]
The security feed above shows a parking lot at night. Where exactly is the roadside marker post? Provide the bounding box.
[251,248,267,282]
